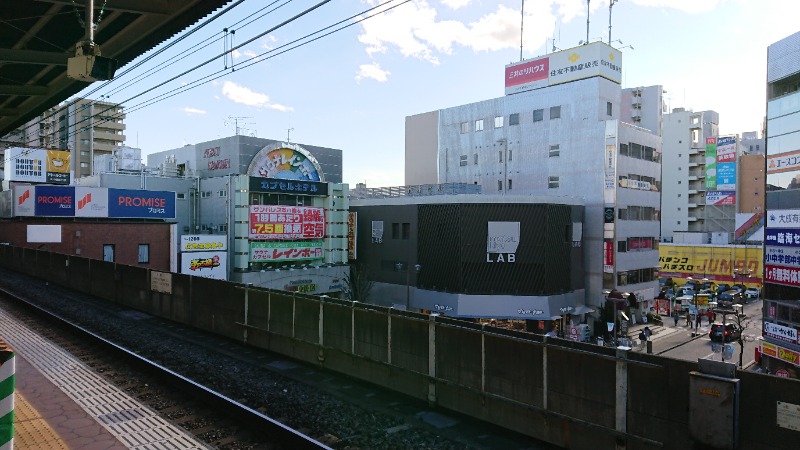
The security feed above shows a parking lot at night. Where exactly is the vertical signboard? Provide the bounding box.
[705,137,717,189]
[604,120,618,204]
[347,211,357,260]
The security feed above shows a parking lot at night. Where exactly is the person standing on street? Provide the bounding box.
[673,310,679,326]
[695,313,702,330]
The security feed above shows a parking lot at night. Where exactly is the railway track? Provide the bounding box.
[0,287,329,450]
[0,270,558,450]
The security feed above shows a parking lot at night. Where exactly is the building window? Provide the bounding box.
[475,119,484,131]
[691,129,700,145]
[80,150,89,156]
[691,115,700,125]
[533,109,544,122]
[218,190,227,197]
[460,122,469,133]
[392,223,400,239]
[757,144,760,151]
[509,113,519,125]
[498,180,503,191]
[103,244,115,262]
[402,223,410,240]
[494,116,503,128]
[548,176,559,189]
[549,144,560,157]
[474,154,478,164]
[550,106,561,119]
[177,193,186,199]
[499,151,503,163]
[80,162,89,168]
[460,155,468,166]
[607,101,613,116]
[81,139,89,145]
[138,244,150,264]
[201,191,212,198]
[508,150,512,161]
[617,241,628,252]
[508,179,513,190]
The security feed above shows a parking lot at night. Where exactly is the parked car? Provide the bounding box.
[717,283,731,293]
[745,287,760,299]
[709,322,742,342]
[718,292,743,307]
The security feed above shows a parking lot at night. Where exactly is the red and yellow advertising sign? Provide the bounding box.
[347,212,357,260]
[761,341,800,367]
[249,205,324,240]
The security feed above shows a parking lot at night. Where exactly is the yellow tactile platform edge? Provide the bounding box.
[13,392,68,450]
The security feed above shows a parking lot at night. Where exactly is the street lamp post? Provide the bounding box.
[396,262,421,311]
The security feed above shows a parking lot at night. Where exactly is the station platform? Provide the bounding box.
[0,307,209,450]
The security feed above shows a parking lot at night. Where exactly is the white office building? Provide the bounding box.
[405,42,662,316]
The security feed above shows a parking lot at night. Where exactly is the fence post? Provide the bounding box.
[0,340,15,450]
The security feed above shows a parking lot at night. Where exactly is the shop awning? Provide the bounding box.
[572,305,595,314]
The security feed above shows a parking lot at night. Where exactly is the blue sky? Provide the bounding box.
[75,0,799,188]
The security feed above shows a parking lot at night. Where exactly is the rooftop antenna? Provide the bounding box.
[608,0,618,44]
[287,128,294,144]
[519,0,524,61]
[225,116,253,136]
[585,0,590,45]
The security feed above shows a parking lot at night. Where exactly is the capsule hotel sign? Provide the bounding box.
[487,221,519,263]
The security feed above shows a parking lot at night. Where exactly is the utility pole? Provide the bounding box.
[520,0,524,61]
[608,0,618,44]
[225,116,253,136]
[585,0,590,45]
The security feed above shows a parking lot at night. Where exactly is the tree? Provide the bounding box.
[343,262,375,303]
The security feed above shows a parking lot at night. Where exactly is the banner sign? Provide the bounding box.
[764,322,799,345]
[717,162,737,191]
[13,185,35,217]
[604,240,614,273]
[249,176,328,196]
[249,205,325,240]
[760,341,800,367]
[766,228,800,247]
[3,147,71,185]
[705,138,717,189]
[75,186,109,217]
[35,186,74,216]
[768,149,800,174]
[505,42,622,95]
[767,209,800,228]
[766,246,800,269]
[181,235,227,252]
[180,251,227,280]
[716,136,737,163]
[249,241,324,262]
[347,212,357,260]
[108,189,176,219]
[765,264,800,287]
[248,147,323,181]
[706,191,736,205]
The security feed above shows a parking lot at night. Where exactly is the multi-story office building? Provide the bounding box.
[762,30,800,379]
[405,42,662,317]
[661,108,720,241]
[741,130,765,155]
[0,98,125,179]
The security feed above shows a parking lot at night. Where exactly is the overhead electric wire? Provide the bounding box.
[11,0,411,157]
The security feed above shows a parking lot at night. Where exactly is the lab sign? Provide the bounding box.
[486,221,519,263]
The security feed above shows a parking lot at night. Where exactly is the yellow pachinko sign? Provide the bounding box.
[659,244,762,284]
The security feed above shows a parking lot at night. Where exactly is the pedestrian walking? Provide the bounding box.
[707,310,714,325]
[685,311,690,327]
[673,310,679,327]
[695,314,702,330]
[644,326,652,340]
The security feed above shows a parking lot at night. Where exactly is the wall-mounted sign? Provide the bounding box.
[150,271,172,294]
[249,205,325,240]
[767,209,800,228]
[716,136,737,163]
[3,147,71,185]
[249,241,324,262]
[108,188,176,219]
[504,42,622,95]
[705,137,717,189]
[248,176,328,196]
[180,251,227,280]
[766,246,800,269]
[768,149,800,174]
[764,322,799,345]
[486,221,519,263]
[247,144,324,181]
[181,235,227,252]
[706,191,736,206]
[371,220,383,243]
[760,341,800,367]
[75,186,109,217]
[35,185,74,216]
[766,228,800,247]
[765,264,800,288]
[347,212,357,260]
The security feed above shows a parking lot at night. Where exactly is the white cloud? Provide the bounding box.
[221,81,294,111]
[630,0,724,14]
[356,62,391,82]
[440,0,471,9]
[231,49,242,59]
[181,107,206,115]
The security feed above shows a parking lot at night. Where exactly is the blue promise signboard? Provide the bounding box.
[108,189,176,219]
[34,186,75,216]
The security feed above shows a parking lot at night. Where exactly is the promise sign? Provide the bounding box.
[249,205,325,240]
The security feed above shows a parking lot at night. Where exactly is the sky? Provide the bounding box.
[74,0,800,188]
